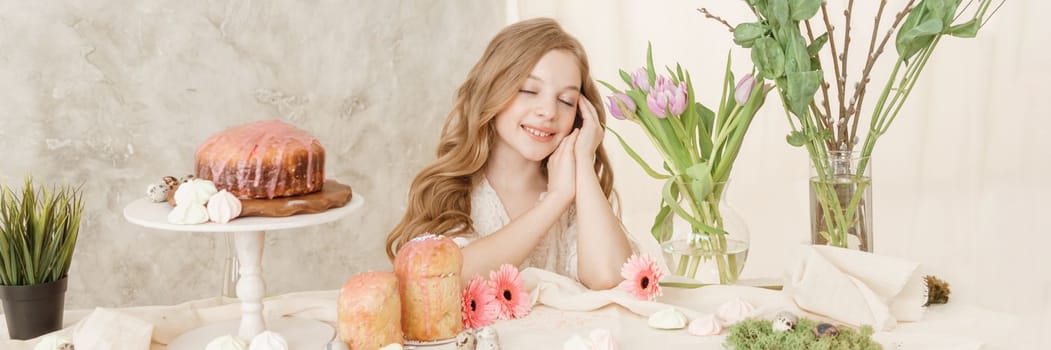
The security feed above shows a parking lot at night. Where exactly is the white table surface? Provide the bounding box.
[0,281,1028,350]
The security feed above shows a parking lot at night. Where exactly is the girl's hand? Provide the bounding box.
[547,129,578,205]
[574,96,603,166]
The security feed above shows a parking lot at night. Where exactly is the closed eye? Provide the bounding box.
[519,90,537,95]
[559,99,575,107]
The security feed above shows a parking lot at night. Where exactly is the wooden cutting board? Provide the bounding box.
[168,179,353,217]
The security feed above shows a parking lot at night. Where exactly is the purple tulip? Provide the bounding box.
[646,75,688,118]
[670,83,687,116]
[631,68,651,93]
[734,74,758,104]
[607,93,636,120]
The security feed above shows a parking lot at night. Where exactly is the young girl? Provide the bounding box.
[385,18,634,290]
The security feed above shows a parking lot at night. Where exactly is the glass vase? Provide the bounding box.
[809,151,873,251]
[658,182,749,284]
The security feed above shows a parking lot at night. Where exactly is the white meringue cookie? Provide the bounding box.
[173,179,217,206]
[687,313,723,336]
[168,203,209,225]
[716,298,755,325]
[248,331,287,350]
[588,329,618,350]
[205,335,247,350]
[647,307,688,330]
[33,334,73,350]
[562,334,592,350]
[207,190,242,224]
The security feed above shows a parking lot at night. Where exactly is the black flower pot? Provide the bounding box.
[0,277,68,340]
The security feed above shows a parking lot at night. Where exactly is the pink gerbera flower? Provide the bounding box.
[617,254,664,301]
[462,274,499,329]
[489,264,531,319]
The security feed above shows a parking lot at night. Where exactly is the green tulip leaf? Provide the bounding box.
[646,42,657,86]
[666,66,680,85]
[598,80,621,94]
[619,70,634,87]
[697,101,715,138]
[651,201,674,243]
[662,177,728,236]
[606,126,672,179]
[684,162,714,201]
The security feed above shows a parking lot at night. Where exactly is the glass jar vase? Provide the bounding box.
[809,151,873,251]
[657,181,749,284]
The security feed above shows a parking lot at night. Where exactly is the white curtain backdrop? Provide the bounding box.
[514,0,1050,346]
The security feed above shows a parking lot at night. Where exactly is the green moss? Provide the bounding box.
[724,317,882,350]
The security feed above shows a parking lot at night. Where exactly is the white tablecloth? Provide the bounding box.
[0,272,1022,350]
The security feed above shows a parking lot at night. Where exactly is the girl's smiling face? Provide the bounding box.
[492,49,581,162]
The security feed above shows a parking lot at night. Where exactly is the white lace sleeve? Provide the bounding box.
[561,208,580,280]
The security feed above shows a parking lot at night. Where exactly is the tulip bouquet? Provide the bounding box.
[702,0,1002,250]
[601,45,772,283]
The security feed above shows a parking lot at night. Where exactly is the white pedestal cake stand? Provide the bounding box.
[122,194,364,349]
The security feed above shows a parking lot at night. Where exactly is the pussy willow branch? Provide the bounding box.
[804,20,836,149]
[850,0,889,147]
[847,0,916,146]
[820,3,847,149]
[839,0,855,148]
[698,8,735,32]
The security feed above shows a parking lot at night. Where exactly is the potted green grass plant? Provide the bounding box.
[0,178,84,340]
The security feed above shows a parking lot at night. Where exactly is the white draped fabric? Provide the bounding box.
[513,0,1051,347]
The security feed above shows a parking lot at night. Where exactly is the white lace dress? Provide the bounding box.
[450,178,582,279]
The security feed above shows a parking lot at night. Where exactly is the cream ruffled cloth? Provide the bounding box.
[521,244,928,331]
[784,245,927,331]
[0,291,339,350]
[511,267,1013,350]
[0,250,1019,349]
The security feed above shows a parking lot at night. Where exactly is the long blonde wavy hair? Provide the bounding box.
[385,18,616,260]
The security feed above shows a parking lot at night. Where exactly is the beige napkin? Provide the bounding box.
[785,245,927,331]
[72,308,154,350]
